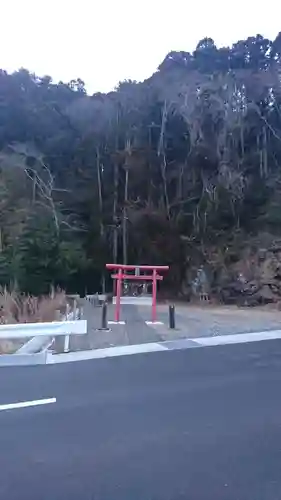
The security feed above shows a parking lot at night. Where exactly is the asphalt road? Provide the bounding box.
[1,341,281,500]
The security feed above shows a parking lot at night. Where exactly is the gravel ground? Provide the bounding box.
[149,303,281,338]
[68,300,281,352]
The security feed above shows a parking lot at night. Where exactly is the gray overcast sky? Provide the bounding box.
[1,0,280,93]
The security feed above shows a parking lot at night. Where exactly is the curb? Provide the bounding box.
[46,328,281,364]
[2,328,281,367]
[0,351,47,367]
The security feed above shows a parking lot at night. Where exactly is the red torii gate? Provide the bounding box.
[106,264,169,323]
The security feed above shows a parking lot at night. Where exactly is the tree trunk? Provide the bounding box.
[122,167,129,265]
[113,161,118,264]
[158,101,170,218]
[96,146,105,293]
[262,126,268,177]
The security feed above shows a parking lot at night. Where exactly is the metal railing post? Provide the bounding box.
[78,305,83,319]
[100,302,108,330]
[169,305,176,329]
[63,334,70,353]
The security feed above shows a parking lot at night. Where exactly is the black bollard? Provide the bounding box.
[100,301,108,330]
[169,304,176,329]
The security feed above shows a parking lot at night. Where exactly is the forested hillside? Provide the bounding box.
[1,33,281,302]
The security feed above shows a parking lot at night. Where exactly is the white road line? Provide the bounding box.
[0,397,56,411]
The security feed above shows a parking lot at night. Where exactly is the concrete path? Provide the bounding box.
[68,300,281,352]
[69,302,161,351]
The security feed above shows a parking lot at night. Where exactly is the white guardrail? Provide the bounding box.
[0,320,87,339]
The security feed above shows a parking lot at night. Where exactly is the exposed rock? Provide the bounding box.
[217,247,281,306]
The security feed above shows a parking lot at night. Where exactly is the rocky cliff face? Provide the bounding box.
[183,236,281,307]
[221,246,281,307]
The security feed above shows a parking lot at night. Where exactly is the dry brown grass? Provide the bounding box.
[0,288,67,324]
[0,339,23,354]
[0,288,67,354]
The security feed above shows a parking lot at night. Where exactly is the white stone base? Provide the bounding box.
[145,321,164,325]
[113,296,153,305]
